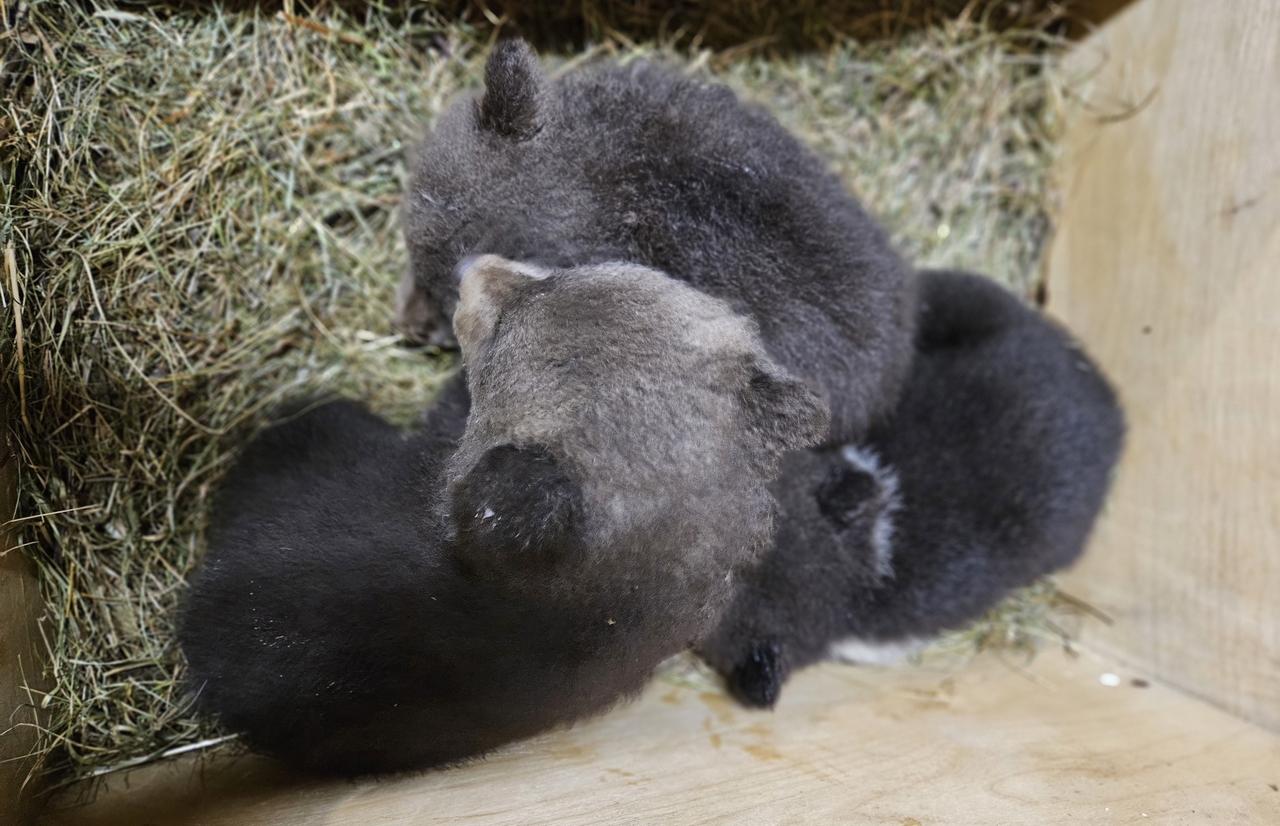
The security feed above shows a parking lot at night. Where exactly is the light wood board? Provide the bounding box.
[1045,0,1280,730]
[41,650,1280,825]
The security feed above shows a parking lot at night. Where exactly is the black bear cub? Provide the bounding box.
[699,270,1125,707]
[180,256,828,774]
[399,39,915,442]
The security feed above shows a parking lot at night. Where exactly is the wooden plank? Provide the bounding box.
[1044,0,1280,731]
[1,414,46,825]
[41,650,1280,825]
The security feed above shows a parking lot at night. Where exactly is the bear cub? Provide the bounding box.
[699,270,1125,707]
[399,39,915,442]
[179,256,827,774]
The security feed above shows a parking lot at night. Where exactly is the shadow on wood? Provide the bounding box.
[1,410,48,825]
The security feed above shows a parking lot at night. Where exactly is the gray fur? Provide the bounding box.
[179,257,827,774]
[698,270,1126,708]
[399,39,915,441]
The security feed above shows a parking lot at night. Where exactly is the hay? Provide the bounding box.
[1,1,1071,785]
[431,0,1067,52]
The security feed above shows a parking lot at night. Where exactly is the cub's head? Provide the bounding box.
[398,39,559,347]
[446,256,828,632]
[400,40,630,350]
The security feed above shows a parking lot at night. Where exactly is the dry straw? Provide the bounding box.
[2,0,1073,786]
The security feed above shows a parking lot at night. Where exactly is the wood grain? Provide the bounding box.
[41,650,1280,825]
[1045,0,1280,731]
[1,413,46,825]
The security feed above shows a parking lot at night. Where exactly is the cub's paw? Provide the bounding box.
[728,641,788,709]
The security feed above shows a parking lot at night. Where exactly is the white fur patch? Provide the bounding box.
[828,636,927,666]
[839,444,902,580]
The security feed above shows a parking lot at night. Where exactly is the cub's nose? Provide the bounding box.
[394,272,457,348]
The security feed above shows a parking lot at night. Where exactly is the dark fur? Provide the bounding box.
[399,39,915,441]
[475,39,542,140]
[180,258,827,773]
[698,270,1126,707]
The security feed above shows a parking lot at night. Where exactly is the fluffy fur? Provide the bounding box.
[698,270,1126,708]
[180,257,827,774]
[399,39,915,441]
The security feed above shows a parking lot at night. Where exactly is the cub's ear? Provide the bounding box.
[449,444,581,572]
[475,39,543,141]
[814,462,879,530]
[739,357,831,454]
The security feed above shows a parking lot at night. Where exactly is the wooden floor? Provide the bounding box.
[41,649,1280,825]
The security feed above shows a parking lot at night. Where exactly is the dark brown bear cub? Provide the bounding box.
[699,270,1125,707]
[179,256,827,774]
[399,39,915,442]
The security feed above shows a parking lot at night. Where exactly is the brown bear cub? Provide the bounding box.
[179,256,827,775]
[698,270,1125,708]
[399,39,915,442]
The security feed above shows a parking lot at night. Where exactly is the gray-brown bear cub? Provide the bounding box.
[399,39,915,441]
[179,256,827,774]
[698,270,1125,707]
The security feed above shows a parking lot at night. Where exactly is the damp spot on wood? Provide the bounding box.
[698,691,736,723]
[744,742,782,761]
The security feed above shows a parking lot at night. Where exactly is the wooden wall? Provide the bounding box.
[1,413,45,824]
[1046,0,1280,731]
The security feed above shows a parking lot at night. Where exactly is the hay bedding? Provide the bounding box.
[1,0,1075,785]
